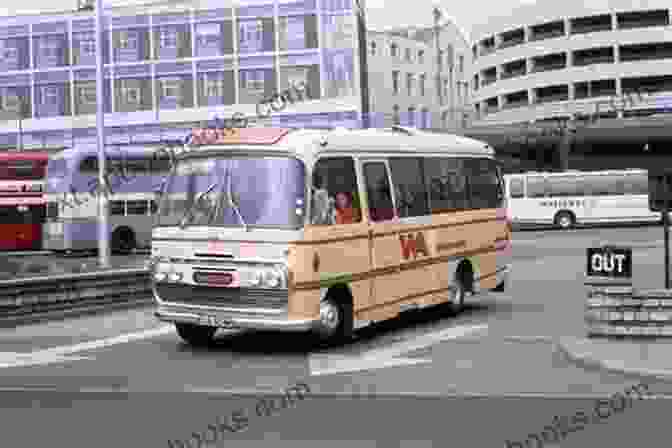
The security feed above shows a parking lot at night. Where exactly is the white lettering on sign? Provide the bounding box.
[591,253,627,273]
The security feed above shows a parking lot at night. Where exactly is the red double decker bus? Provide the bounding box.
[0,152,49,250]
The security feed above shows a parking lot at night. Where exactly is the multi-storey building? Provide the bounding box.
[366,19,470,130]
[469,0,672,126]
[0,0,471,149]
[0,0,362,149]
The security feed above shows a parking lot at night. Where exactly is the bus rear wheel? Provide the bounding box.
[112,227,136,254]
[175,323,217,347]
[554,211,575,230]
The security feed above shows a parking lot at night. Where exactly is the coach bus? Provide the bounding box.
[504,169,660,229]
[43,146,170,254]
[150,126,512,346]
[0,151,49,250]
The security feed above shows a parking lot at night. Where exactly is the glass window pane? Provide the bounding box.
[127,200,148,215]
[110,201,124,215]
[509,178,524,198]
[624,173,648,195]
[311,157,361,225]
[389,157,429,218]
[363,162,395,222]
[464,158,501,209]
[424,157,469,212]
[527,177,547,198]
[547,176,585,197]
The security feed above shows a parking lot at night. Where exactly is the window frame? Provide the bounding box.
[362,159,397,223]
[388,156,429,218]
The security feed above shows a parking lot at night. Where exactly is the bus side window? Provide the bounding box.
[509,178,524,198]
[363,162,395,222]
[424,157,468,212]
[526,177,546,198]
[464,158,500,209]
[389,157,428,218]
[310,157,361,226]
[127,200,148,215]
[624,173,648,195]
[110,201,124,216]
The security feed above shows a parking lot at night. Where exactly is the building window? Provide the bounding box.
[118,31,138,49]
[205,76,223,97]
[41,86,59,105]
[159,29,178,49]
[392,70,399,94]
[443,79,449,99]
[408,106,415,126]
[390,43,398,58]
[81,33,95,54]
[393,104,400,124]
[418,50,424,63]
[405,47,412,62]
[123,86,140,104]
[197,23,220,47]
[161,78,181,99]
[246,71,264,91]
[370,41,376,55]
[420,74,426,96]
[79,85,96,105]
[406,73,413,96]
[438,50,443,69]
[1,92,20,112]
[445,44,454,68]
[458,55,464,74]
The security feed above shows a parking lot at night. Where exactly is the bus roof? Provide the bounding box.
[52,145,157,160]
[185,126,494,159]
[0,151,50,161]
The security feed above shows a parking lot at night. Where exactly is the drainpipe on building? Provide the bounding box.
[354,0,371,129]
[433,7,443,120]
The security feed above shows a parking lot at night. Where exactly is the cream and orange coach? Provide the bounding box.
[150,125,512,346]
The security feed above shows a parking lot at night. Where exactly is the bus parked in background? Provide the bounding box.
[150,126,511,346]
[504,169,659,229]
[0,151,49,250]
[43,146,170,254]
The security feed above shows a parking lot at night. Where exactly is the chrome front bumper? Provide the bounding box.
[154,305,318,332]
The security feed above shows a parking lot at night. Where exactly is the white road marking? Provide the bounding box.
[0,325,175,369]
[309,324,488,376]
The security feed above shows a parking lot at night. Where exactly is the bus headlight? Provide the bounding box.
[168,272,183,282]
[153,272,168,282]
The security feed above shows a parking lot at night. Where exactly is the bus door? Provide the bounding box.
[361,159,429,319]
[306,156,372,320]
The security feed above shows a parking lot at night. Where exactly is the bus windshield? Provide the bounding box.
[158,156,306,229]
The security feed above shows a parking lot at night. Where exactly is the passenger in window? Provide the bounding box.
[369,184,395,222]
[310,174,335,225]
[334,191,360,224]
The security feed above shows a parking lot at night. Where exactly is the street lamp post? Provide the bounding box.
[95,0,110,268]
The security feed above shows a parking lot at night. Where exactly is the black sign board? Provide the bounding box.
[648,169,672,212]
[586,246,632,278]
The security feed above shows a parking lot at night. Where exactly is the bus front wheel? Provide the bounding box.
[314,294,352,345]
[175,323,217,347]
[554,211,575,230]
[112,227,136,254]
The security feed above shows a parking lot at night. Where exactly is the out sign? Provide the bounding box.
[586,246,632,278]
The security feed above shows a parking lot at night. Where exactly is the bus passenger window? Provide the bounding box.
[509,178,524,198]
[526,177,547,198]
[110,201,124,215]
[465,158,501,209]
[310,157,361,226]
[424,158,468,212]
[389,157,429,218]
[127,200,148,215]
[363,162,395,222]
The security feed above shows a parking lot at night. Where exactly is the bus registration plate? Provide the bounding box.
[200,315,235,328]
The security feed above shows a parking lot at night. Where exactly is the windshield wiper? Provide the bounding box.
[226,168,248,231]
[179,182,218,229]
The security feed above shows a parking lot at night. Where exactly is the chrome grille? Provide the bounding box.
[155,284,288,309]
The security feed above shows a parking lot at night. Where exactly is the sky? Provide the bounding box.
[0,0,538,40]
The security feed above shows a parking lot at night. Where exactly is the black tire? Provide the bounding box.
[313,295,352,345]
[447,276,466,314]
[493,281,505,292]
[112,227,136,254]
[554,211,575,230]
[175,323,217,346]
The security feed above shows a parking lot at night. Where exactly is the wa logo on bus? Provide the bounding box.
[399,232,429,260]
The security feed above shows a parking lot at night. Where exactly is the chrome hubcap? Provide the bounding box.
[320,301,340,330]
[559,216,570,227]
